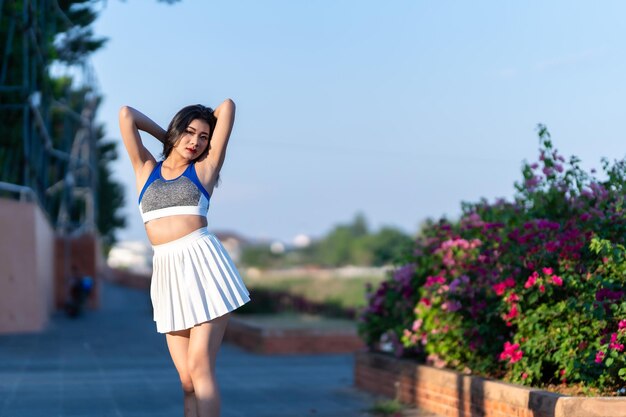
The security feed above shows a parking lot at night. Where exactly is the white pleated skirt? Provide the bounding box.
[150,227,251,333]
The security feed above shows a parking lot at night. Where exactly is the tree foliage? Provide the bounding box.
[240,212,414,268]
[0,0,182,246]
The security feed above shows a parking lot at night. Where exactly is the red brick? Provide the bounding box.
[355,352,626,417]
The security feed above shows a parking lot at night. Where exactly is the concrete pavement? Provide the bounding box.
[0,280,382,417]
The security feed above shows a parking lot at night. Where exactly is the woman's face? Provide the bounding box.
[173,118,211,160]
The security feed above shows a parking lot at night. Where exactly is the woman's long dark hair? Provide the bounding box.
[162,104,220,185]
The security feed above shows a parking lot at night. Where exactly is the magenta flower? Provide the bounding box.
[596,289,624,302]
[609,333,625,352]
[504,304,519,321]
[545,241,559,252]
[524,272,539,288]
[500,341,524,364]
[536,220,560,230]
[443,300,462,312]
[542,267,553,275]
[595,350,605,364]
[411,319,423,332]
[424,275,446,288]
[619,320,626,331]
[552,275,563,286]
[493,282,507,296]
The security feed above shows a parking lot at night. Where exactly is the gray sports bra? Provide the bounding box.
[138,161,211,223]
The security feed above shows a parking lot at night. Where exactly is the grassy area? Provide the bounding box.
[367,398,406,416]
[232,312,357,330]
[242,273,386,310]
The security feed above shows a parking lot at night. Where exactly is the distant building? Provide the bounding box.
[107,241,153,275]
[213,231,249,263]
[292,234,311,248]
[270,241,285,254]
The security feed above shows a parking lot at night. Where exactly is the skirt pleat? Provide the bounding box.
[197,238,238,308]
[208,234,250,302]
[150,227,251,333]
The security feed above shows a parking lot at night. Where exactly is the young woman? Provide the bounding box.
[119,99,251,417]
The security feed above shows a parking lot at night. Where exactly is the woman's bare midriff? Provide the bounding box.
[145,215,208,245]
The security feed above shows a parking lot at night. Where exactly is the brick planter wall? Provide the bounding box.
[355,351,626,417]
[224,316,364,354]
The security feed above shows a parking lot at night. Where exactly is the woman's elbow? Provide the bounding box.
[118,105,133,120]
[223,98,235,109]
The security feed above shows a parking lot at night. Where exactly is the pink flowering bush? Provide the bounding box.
[357,126,626,394]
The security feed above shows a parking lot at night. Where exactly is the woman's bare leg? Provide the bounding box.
[166,329,198,417]
[188,313,230,417]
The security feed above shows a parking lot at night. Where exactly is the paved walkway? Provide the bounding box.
[0,281,383,417]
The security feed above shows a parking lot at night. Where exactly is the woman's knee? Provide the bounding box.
[179,374,194,393]
[187,355,213,381]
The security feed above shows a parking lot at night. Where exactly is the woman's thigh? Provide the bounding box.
[188,313,231,372]
[166,329,193,385]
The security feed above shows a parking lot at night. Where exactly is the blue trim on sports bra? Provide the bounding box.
[138,161,163,204]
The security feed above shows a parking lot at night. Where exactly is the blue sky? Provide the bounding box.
[91,0,626,244]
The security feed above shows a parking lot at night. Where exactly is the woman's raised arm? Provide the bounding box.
[118,106,165,173]
[203,98,236,173]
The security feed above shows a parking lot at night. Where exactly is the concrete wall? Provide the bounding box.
[0,199,55,333]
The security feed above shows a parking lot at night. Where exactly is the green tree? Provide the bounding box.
[240,244,280,268]
[350,211,369,237]
[314,212,368,266]
[1,0,179,247]
[368,226,414,266]
[314,213,413,267]
[97,134,126,249]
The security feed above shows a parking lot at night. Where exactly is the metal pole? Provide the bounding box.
[22,0,30,188]
[0,16,16,85]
